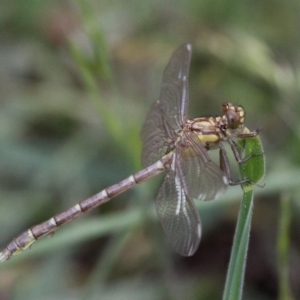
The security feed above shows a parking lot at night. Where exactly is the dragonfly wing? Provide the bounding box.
[141,44,192,167]
[141,100,172,168]
[155,159,201,256]
[158,43,192,127]
[180,132,228,201]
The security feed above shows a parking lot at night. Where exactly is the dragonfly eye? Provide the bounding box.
[226,110,240,129]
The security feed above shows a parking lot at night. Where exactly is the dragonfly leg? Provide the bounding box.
[234,128,262,139]
[218,143,256,186]
[227,138,264,164]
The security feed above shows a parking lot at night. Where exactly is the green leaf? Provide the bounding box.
[237,135,265,188]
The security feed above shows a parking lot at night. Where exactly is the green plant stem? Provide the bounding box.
[222,187,254,300]
[223,135,265,300]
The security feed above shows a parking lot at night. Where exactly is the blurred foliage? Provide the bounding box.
[0,0,300,299]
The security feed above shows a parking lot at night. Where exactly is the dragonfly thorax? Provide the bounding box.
[184,103,247,150]
[185,117,223,150]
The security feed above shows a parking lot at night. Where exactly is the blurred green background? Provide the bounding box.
[1,0,300,299]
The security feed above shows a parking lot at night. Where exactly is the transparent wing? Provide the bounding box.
[155,154,201,256]
[141,100,173,168]
[141,44,192,167]
[180,131,228,201]
[158,43,192,127]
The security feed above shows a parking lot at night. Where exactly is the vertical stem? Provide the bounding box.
[277,193,294,300]
[223,135,265,300]
[222,188,254,300]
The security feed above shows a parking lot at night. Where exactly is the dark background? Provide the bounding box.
[0,1,300,299]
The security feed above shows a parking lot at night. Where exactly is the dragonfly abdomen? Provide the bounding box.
[0,157,170,262]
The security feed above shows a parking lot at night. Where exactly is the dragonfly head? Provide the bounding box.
[222,103,245,131]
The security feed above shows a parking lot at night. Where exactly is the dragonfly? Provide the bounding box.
[0,43,260,262]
